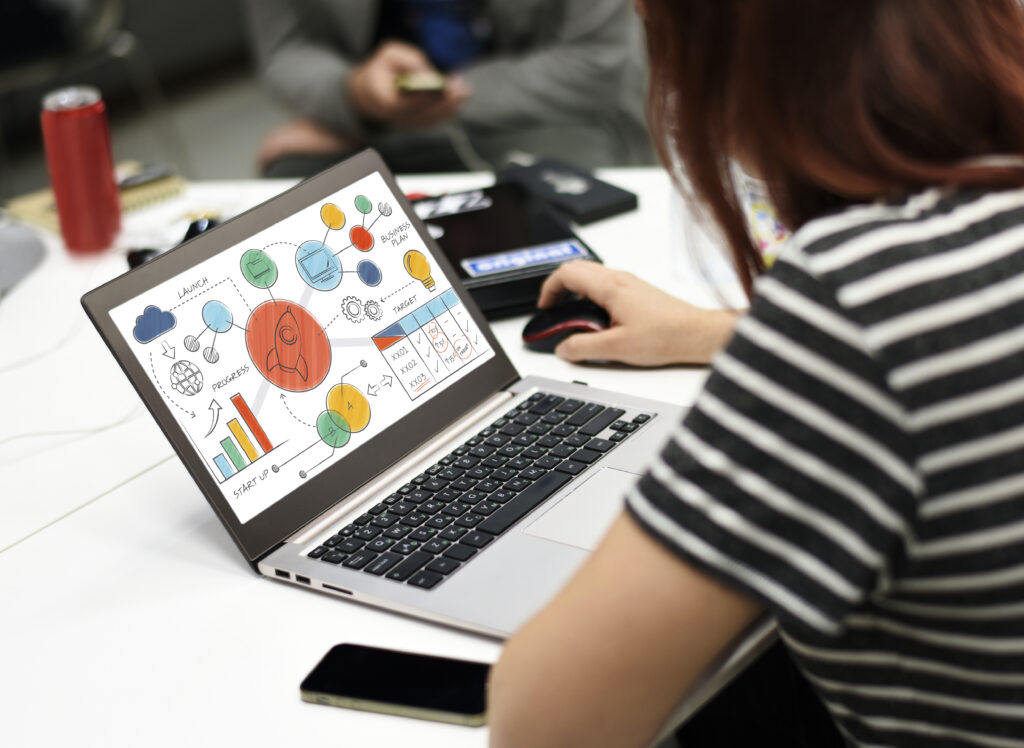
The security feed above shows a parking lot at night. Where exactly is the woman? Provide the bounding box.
[488,2,1024,747]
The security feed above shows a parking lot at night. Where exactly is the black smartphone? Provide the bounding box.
[300,644,490,726]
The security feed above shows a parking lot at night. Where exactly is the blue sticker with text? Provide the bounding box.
[461,241,587,278]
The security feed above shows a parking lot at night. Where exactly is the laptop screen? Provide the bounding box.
[107,170,495,525]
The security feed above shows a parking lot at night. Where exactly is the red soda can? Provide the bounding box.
[41,86,121,253]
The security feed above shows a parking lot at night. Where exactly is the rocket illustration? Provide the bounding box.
[266,306,309,380]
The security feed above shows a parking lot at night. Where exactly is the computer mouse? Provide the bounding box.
[522,298,611,353]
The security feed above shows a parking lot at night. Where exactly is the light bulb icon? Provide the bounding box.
[403,250,435,291]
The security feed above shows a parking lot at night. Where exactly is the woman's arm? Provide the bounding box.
[488,513,762,748]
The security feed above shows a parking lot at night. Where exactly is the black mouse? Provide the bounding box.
[522,298,611,353]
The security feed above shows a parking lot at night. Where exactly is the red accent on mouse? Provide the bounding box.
[522,298,611,353]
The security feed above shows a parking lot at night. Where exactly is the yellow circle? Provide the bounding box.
[320,203,346,231]
[326,383,370,432]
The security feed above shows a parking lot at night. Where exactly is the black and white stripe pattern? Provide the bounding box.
[628,185,1024,746]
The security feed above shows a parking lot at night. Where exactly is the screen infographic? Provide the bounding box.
[110,172,493,523]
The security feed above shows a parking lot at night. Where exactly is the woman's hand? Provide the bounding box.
[537,261,740,366]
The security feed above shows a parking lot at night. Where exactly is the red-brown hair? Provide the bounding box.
[642,0,1024,297]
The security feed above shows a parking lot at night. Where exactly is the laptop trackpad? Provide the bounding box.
[523,467,641,551]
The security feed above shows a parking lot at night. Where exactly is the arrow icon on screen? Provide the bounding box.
[161,340,176,359]
[205,399,222,437]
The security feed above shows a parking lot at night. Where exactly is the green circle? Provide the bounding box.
[240,249,278,289]
[317,410,351,448]
[354,195,372,214]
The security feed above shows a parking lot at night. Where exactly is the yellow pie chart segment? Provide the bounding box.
[326,383,371,432]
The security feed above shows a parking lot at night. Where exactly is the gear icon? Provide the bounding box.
[363,299,383,321]
[342,295,364,323]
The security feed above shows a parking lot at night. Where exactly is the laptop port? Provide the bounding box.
[296,575,311,585]
[274,569,290,579]
[323,583,353,596]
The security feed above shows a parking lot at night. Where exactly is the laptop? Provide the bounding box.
[82,150,684,638]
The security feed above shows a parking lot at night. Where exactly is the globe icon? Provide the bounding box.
[169,360,203,396]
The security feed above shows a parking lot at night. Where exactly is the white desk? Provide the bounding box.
[0,168,767,746]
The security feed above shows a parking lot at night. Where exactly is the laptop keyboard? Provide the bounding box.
[306,391,651,590]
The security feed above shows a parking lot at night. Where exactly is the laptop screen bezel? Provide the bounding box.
[82,150,520,564]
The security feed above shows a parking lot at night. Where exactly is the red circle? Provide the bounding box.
[350,226,374,252]
[246,300,331,392]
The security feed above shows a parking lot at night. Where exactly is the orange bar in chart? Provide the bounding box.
[230,393,273,453]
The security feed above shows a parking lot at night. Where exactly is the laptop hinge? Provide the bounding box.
[286,389,517,546]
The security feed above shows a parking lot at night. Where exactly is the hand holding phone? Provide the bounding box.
[300,643,490,726]
[394,71,447,94]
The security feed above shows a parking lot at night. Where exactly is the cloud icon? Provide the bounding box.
[133,305,177,343]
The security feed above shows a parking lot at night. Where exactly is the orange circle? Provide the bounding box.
[350,226,374,252]
[245,300,331,392]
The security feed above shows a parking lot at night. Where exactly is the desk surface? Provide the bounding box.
[0,168,762,747]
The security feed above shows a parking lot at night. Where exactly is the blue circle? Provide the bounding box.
[202,300,233,333]
[357,259,382,287]
[295,240,343,291]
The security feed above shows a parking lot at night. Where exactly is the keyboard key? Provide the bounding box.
[366,538,396,553]
[565,434,591,447]
[426,463,445,475]
[342,550,377,569]
[455,513,485,528]
[368,503,388,515]
[483,455,509,468]
[382,493,401,505]
[490,417,510,428]
[389,502,415,516]
[386,551,434,581]
[426,514,454,528]
[513,433,539,446]
[462,531,495,549]
[519,466,547,481]
[421,478,448,492]
[498,444,524,458]
[557,399,585,414]
[514,411,540,425]
[492,467,517,481]
[455,456,480,469]
[552,423,577,437]
[371,514,400,528]
[339,526,356,536]
[413,473,431,484]
[440,526,468,541]
[439,467,465,482]
[500,423,526,436]
[307,545,328,559]
[504,478,531,492]
[323,535,344,547]
[633,414,651,424]
[478,471,572,535]
[441,501,471,516]
[619,422,639,432]
[522,446,547,459]
[529,394,565,414]
[423,538,452,554]
[471,500,501,515]
[354,526,382,540]
[400,512,430,526]
[476,480,502,493]
[392,540,422,555]
[408,527,438,542]
[467,466,492,480]
[443,544,478,562]
[408,571,445,589]
[541,412,568,425]
[610,431,629,442]
[384,525,412,539]
[579,408,626,436]
[570,448,602,465]
[508,456,533,470]
[527,422,552,435]
[538,435,562,448]
[567,403,604,427]
[611,420,629,430]
[337,538,365,553]
[535,455,562,469]
[490,489,514,503]
[353,513,373,526]
[436,488,463,502]
[364,552,403,576]
[585,438,615,452]
[322,550,348,564]
[549,444,577,459]
[486,434,512,447]
[555,460,588,476]
[452,477,478,491]
[426,557,461,575]
[470,445,495,458]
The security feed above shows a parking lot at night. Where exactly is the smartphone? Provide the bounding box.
[300,644,490,726]
[395,71,447,93]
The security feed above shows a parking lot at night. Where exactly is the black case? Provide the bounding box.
[412,182,601,319]
[496,159,638,225]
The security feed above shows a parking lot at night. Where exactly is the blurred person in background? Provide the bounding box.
[244,0,653,176]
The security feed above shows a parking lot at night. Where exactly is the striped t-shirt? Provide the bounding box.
[628,184,1024,747]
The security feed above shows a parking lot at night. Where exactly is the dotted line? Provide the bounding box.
[381,281,414,301]
[228,277,254,314]
[323,313,342,330]
[262,241,297,251]
[149,353,195,417]
[169,277,230,311]
[280,395,314,428]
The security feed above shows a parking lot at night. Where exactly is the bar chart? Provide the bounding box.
[211,393,276,481]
